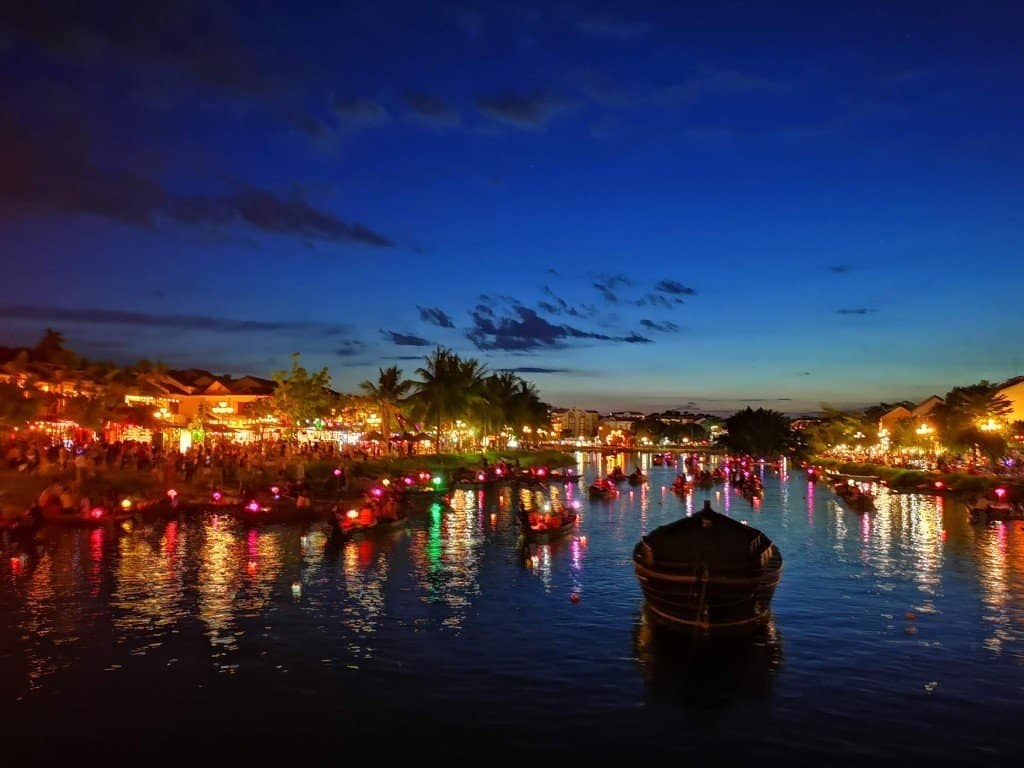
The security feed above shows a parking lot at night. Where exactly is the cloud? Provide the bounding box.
[0,305,345,334]
[417,305,455,328]
[477,90,567,129]
[638,293,684,309]
[466,306,650,351]
[828,264,853,273]
[404,91,460,126]
[0,114,395,247]
[657,66,786,107]
[539,286,596,319]
[382,355,423,361]
[546,268,560,276]
[332,95,388,125]
[654,279,696,295]
[6,2,271,95]
[499,367,573,374]
[380,330,433,346]
[288,113,333,140]
[640,319,681,333]
[335,340,366,357]
[836,308,877,315]
[592,273,634,303]
[578,15,651,41]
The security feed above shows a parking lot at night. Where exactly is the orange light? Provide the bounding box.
[382,478,390,487]
[346,509,359,519]
[120,499,132,510]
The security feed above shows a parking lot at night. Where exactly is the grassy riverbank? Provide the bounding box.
[812,457,1018,495]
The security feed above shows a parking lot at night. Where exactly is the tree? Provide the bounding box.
[360,366,414,441]
[722,407,796,457]
[0,382,43,427]
[936,381,1012,436]
[271,353,332,431]
[410,347,487,453]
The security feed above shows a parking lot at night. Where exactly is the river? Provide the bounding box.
[2,452,1022,762]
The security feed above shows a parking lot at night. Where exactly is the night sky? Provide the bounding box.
[2,1,1023,413]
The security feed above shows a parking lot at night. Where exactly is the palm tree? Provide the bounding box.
[411,348,486,453]
[360,366,414,444]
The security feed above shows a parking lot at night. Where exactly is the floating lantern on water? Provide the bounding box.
[571,500,581,510]
[382,478,390,487]
[432,476,443,487]
[403,476,413,486]
[291,582,301,598]
[120,498,132,511]
[538,467,547,477]
[247,560,257,574]
[569,593,580,604]
[246,500,260,513]
[934,481,944,490]
[167,489,178,499]
[271,486,280,495]
[90,508,105,519]
[495,467,504,476]
[212,490,223,502]
[579,536,588,546]
[333,468,342,477]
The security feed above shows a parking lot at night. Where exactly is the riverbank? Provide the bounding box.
[346,449,576,480]
[811,457,1022,495]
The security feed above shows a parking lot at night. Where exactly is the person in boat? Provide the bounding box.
[295,489,312,509]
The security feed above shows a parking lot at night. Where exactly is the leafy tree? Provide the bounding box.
[410,347,488,452]
[271,353,332,431]
[936,381,1012,436]
[722,407,796,457]
[0,382,43,427]
[360,366,414,440]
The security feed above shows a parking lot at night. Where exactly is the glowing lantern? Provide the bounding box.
[431,476,442,487]
[90,508,105,519]
[934,481,944,490]
[579,536,588,546]
[530,555,539,568]
[478,473,486,482]
[538,467,547,477]
[403,476,413,486]
[247,560,257,574]
[120,498,132,510]
[370,487,383,497]
[382,478,390,487]
[271,486,280,495]
[246,500,260,512]
[569,593,581,604]
[490,513,497,523]
[346,509,359,520]
[212,490,223,502]
[333,468,342,477]
[495,468,504,476]
[166,489,178,499]
[995,487,1007,500]
[291,582,302,597]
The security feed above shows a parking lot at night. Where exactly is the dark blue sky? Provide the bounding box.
[2,1,1023,413]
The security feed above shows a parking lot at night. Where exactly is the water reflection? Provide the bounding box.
[633,608,783,709]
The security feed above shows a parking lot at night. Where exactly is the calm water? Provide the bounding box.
[3,453,1024,762]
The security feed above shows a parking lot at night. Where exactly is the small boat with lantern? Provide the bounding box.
[652,454,664,467]
[331,503,408,539]
[968,487,1022,522]
[671,475,693,495]
[588,478,619,500]
[628,468,647,486]
[632,500,783,632]
[517,505,578,544]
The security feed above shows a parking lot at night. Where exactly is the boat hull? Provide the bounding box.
[521,517,576,544]
[633,550,782,632]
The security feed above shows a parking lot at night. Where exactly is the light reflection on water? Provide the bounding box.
[3,454,1024,759]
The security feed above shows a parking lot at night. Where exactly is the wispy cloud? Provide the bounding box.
[332,95,389,125]
[0,115,395,247]
[640,319,680,333]
[335,340,366,357]
[380,330,433,346]
[499,367,574,374]
[467,306,651,351]
[404,91,460,126]
[828,264,853,273]
[539,286,597,319]
[592,273,633,303]
[0,305,346,334]
[418,305,455,328]
[836,308,877,315]
[654,279,697,296]
[477,90,568,130]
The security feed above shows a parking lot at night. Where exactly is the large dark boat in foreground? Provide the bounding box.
[633,500,782,632]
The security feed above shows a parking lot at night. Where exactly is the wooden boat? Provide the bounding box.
[671,476,693,495]
[519,513,577,543]
[664,454,677,468]
[652,454,664,466]
[628,470,647,486]
[633,500,783,632]
[40,506,135,527]
[589,480,618,499]
[332,506,409,539]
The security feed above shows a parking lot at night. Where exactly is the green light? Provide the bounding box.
[430,502,442,518]
[431,476,443,486]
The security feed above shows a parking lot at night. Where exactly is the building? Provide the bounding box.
[558,407,600,438]
[878,405,912,433]
[997,377,1024,424]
